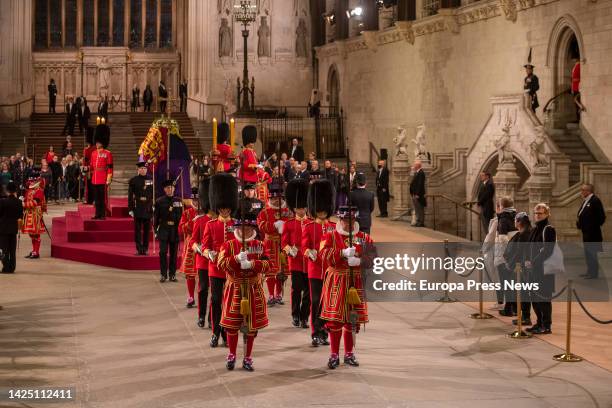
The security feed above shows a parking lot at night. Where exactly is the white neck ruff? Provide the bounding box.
[336,221,359,236]
[234,229,257,242]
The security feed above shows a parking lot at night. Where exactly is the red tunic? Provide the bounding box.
[301,219,336,280]
[217,143,233,172]
[191,213,214,271]
[571,62,581,93]
[44,151,55,164]
[218,238,270,331]
[239,147,258,183]
[203,216,235,279]
[179,206,198,277]
[319,229,373,324]
[21,185,46,235]
[90,148,113,185]
[281,216,310,273]
[255,168,272,202]
[257,206,291,277]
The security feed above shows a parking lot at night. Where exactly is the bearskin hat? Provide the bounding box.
[198,177,211,213]
[285,179,308,211]
[242,125,257,146]
[209,173,238,212]
[218,122,230,144]
[94,123,110,148]
[307,179,335,218]
[85,126,95,145]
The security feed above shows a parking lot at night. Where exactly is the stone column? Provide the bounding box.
[391,155,412,219]
[494,160,520,201]
[526,166,554,217]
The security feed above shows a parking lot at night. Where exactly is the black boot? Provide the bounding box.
[311,336,319,347]
[226,354,236,370]
[327,354,340,369]
[242,357,254,372]
[292,316,300,327]
[169,275,178,282]
[210,334,219,348]
[159,275,167,283]
[197,318,205,328]
[344,354,360,366]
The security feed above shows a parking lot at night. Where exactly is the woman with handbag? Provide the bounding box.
[525,203,557,334]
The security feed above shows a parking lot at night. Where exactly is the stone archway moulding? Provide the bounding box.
[546,14,586,67]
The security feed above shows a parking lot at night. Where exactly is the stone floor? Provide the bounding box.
[1,204,612,408]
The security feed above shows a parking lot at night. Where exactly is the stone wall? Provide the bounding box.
[315,0,612,167]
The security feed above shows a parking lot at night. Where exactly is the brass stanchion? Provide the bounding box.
[553,280,583,362]
[470,261,493,319]
[437,239,457,303]
[508,264,532,339]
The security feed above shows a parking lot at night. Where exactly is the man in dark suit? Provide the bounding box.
[143,85,153,112]
[376,159,390,217]
[78,97,91,134]
[576,184,606,279]
[350,173,375,234]
[323,160,338,191]
[158,80,168,113]
[179,79,188,112]
[97,95,109,120]
[290,138,305,163]
[48,79,57,113]
[0,182,24,273]
[295,161,309,181]
[409,161,426,227]
[62,97,78,136]
[477,171,495,233]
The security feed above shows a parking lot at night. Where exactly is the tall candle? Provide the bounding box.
[229,118,235,152]
[212,118,218,150]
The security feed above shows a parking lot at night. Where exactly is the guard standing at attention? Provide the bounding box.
[128,161,153,255]
[154,180,183,282]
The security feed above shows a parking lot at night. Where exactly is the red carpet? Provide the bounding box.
[51,197,176,270]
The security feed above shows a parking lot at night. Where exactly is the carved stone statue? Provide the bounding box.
[530,125,549,168]
[296,18,308,58]
[499,0,518,22]
[393,127,409,157]
[219,18,232,58]
[495,125,516,165]
[98,57,112,95]
[258,0,271,16]
[412,124,428,160]
[218,0,232,15]
[294,0,308,17]
[378,4,395,30]
[257,16,271,58]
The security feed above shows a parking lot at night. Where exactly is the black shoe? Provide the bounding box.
[1,270,15,274]
[242,358,254,372]
[197,318,205,328]
[169,275,178,282]
[159,276,167,283]
[499,309,514,317]
[526,324,540,333]
[30,254,40,259]
[344,354,360,366]
[300,320,309,329]
[276,297,285,305]
[24,252,33,259]
[531,326,552,335]
[226,355,236,370]
[210,334,219,348]
[311,337,319,347]
[512,318,532,326]
[327,355,340,369]
[292,317,300,327]
[267,297,275,306]
[319,335,329,346]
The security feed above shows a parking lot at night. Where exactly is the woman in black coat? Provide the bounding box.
[525,203,556,334]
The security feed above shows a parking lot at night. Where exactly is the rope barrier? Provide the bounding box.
[573,289,612,325]
[530,283,568,302]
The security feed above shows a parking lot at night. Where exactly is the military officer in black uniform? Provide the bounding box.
[234,183,264,219]
[154,180,183,282]
[0,183,24,274]
[128,161,153,255]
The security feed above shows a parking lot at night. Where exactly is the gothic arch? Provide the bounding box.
[546,14,586,68]
[470,152,531,201]
[327,64,340,115]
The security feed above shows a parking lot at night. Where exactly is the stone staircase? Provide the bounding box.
[0,120,30,156]
[190,117,214,157]
[548,122,598,186]
[107,113,138,196]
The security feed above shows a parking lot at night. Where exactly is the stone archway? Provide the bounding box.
[471,153,531,204]
[546,15,585,127]
[327,65,340,116]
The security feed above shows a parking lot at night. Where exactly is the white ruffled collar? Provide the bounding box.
[234,229,257,242]
[336,221,359,236]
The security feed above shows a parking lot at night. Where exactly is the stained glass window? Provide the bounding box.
[65,0,77,47]
[34,0,48,48]
[145,0,157,48]
[98,0,110,46]
[130,0,142,48]
[83,0,95,46]
[113,0,125,45]
[159,0,172,48]
[50,0,62,47]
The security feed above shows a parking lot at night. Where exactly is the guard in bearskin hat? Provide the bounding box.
[90,119,113,219]
[302,179,336,346]
[257,181,292,306]
[202,173,238,347]
[239,126,259,184]
[178,193,199,308]
[22,168,47,259]
[191,176,216,328]
[218,205,270,372]
[128,161,153,255]
[319,205,373,369]
[154,179,183,282]
[212,122,234,173]
[282,178,311,328]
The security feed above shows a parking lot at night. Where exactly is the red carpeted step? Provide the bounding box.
[67,230,154,242]
[51,241,161,270]
[83,218,135,231]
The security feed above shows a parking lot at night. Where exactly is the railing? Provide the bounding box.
[251,105,339,119]
[0,95,35,123]
[257,117,305,155]
[543,88,571,114]
[427,194,483,241]
[188,98,226,122]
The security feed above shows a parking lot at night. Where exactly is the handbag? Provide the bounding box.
[542,225,564,275]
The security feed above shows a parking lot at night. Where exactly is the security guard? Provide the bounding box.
[154,180,183,282]
[128,161,153,255]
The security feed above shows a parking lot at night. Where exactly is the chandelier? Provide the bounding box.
[233,0,258,24]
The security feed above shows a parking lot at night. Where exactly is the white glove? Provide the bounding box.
[342,247,356,258]
[208,250,218,262]
[308,250,317,261]
[236,251,249,263]
[290,246,299,257]
[240,260,253,270]
[274,220,284,234]
[192,243,203,255]
[347,256,361,267]
[128,210,134,218]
